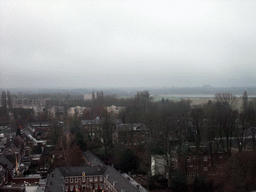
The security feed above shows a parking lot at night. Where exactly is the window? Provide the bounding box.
[94,176,98,182]
[203,156,208,161]
[187,157,190,162]
[204,167,208,171]
[189,165,193,167]
[191,173,194,178]
[95,184,98,189]
[89,177,93,182]
[219,155,223,158]
[82,176,85,182]
[99,176,103,182]
[75,177,78,183]
[187,173,190,178]
[193,156,195,160]
[65,178,68,183]
[217,164,220,168]
[70,178,73,183]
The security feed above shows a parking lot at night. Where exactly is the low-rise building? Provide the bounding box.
[176,146,229,186]
[113,124,149,149]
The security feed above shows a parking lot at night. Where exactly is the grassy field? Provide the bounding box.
[153,95,244,111]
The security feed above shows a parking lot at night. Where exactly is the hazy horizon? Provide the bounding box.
[1,1,256,89]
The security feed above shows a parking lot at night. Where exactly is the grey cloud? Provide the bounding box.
[1,0,256,88]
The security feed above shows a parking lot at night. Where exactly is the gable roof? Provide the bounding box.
[104,166,140,192]
[0,155,15,171]
[84,150,105,167]
[44,168,65,192]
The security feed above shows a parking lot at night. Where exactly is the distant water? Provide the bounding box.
[161,94,256,98]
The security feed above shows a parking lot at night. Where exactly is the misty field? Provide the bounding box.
[154,95,244,111]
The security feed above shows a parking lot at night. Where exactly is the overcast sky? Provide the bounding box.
[1,0,256,89]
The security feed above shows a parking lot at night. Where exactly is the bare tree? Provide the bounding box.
[55,132,84,167]
[215,93,237,107]
[191,107,205,151]
[101,109,115,155]
[7,90,12,109]
[242,90,248,111]
[1,91,7,115]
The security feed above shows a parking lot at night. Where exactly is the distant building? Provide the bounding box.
[48,106,65,118]
[32,106,45,116]
[106,105,125,115]
[84,93,97,101]
[67,106,89,117]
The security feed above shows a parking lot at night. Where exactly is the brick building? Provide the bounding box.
[176,146,229,186]
[113,124,149,149]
